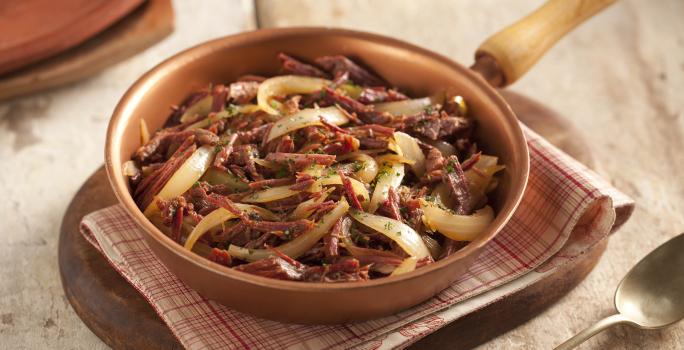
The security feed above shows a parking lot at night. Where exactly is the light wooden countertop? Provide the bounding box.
[0,0,681,349]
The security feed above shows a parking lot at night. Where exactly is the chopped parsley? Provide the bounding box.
[276,166,290,178]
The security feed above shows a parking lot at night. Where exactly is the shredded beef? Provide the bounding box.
[401,111,471,141]
[315,55,386,86]
[265,152,336,169]
[442,155,472,215]
[135,129,218,163]
[208,248,233,267]
[358,87,407,103]
[425,147,445,173]
[278,53,329,78]
[234,256,304,281]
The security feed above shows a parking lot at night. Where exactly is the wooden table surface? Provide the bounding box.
[0,1,681,349]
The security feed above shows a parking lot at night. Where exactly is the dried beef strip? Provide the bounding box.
[249,178,294,190]
[460,152,482,171]
[265,152,336,169]
[378,187,402,221]
[442,155,472,215]
[208,248,232,267]
[135,136,197,208]
[135,128,218,162]
[278,53,329,78]
[302,257,370,282]
[357,87,407,103]
[213,133,238,169]
[338,170,364,210]
[234,256,304,281]
[315,55,386,86]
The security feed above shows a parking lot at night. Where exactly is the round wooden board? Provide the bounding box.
[59,91,601,349]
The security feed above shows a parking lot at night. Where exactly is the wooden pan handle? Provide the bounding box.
[471,0,616,87]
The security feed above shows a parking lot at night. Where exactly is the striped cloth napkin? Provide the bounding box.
[80,125,633,350]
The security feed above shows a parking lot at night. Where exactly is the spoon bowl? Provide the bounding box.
[556,233,684,349]
[615,233,684,328]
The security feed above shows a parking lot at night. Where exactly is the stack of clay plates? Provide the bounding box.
[0,0,174,100]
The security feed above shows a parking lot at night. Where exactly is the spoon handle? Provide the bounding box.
[554,314,630,350]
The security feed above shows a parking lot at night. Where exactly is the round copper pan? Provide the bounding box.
[105,27,529,324]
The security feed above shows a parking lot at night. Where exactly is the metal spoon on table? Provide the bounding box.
[555,233,684,349]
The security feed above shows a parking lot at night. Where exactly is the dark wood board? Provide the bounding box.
[0,0,174,102]
[59,91,602,349]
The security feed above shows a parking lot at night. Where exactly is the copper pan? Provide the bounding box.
[105,0,615,323]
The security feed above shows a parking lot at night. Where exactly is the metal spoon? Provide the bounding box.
[555,233,684,349]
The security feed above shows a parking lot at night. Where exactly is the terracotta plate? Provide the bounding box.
[0,0,144,75]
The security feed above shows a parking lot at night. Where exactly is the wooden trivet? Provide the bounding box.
[0,0,173,101]
[59,91,604,349]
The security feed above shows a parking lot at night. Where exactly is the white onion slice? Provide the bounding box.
[257,75,330,115]
[392,131,426,177]
[184,204,278,250]
[179,94,213,123]
[316,174,370,202]
[144,146,214,216]
[368,161,405,213]
[228,199,349,261]
[242,185,302,203]
[425,140,456,157]
[266,106,349,143]
[336,152,379,183]
[390,257,418,276]
[420,199,494,241]
[373,93,444,116]
[349,209,430,259]
[289,188,333,220]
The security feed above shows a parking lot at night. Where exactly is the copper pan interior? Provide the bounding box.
[106,28,528,310]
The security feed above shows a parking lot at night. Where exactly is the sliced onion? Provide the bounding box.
[392,131,426,177]
[242,184,302,203]
[374,153,415,165]
[201,167,249,191]
[289,188,333,220]
[425,139,456,157]
[186,103,258,130]
[368,161,405,213]
[373,93,444,116]
[266,106,349,143]
[464,155,505,207]
[430,182,455,209]
[253,158,278,170]
[338,83,363,99]
[316,175,370,202]
[184,204,278,250]
[228,199,349,261]
[420,199,494,241]
[144,146,214,216]
[139,119,150,145]
[421,235,442,260]
[179,94,213,123]
[335,153,378,183]
[122,160,140,177]
[301,164,326,178]
[349,209,430,259]
[390,257,418,276]
[257,75,330,115]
